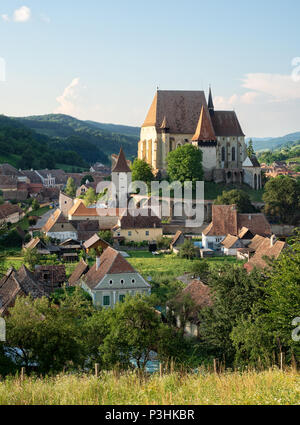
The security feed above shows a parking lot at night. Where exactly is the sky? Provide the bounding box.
[0,0,300,137]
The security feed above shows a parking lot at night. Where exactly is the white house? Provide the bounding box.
[81,246,151,308]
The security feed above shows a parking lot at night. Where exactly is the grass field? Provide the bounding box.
[0,369,298,405]
[127,251,241,282]
[204,182,264,203]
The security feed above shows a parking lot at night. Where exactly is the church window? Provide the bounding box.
[222,147,226,162]
[232,147,236,161]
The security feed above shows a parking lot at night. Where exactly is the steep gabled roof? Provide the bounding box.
[245,238,286,272]
[43,209,69,233]
[171,231,184,247]
[69,260,89,286]
[84,247,137,289]
[83,233,110,250]
[211,111,245,137]
[0,203,23,220]
[118,209,162,229]
[142,90,208,134]
[192,106,216,142]
[111,148,131,173]
[221,234,244,249]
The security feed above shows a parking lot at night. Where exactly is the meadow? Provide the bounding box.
[0,369,298,405]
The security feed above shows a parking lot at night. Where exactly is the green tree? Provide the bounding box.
[263,175,300,224]
[23,248,41,271]
[131,159,154,186]
[167,144,203,184]
[198,265,264,364]
[83,188,97,206]
[81,175,94,185]
[247,139,255,158]
[65,177,77,198]
[179,239,197,260]
[98,230,113,246]
[31,199,40,211]
[214,189,255,213]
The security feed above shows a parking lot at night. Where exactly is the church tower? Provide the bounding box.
[111,148,132,207]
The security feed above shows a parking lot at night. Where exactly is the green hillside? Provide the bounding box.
[0,115,88,170]
[248,132,300,151]
[257,140,300,165]
[17,114,139,162]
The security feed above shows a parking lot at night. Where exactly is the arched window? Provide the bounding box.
[222,147,226,162]
[232,147,236,161]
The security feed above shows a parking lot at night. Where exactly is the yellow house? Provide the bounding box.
[112,209,162,243]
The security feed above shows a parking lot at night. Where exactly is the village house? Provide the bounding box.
[202,205,271,250]
[43,208,78,241]
[59,191,75,217]
[68,259,90,286]
[244,235,286,272]
[59,239,82,263]
[0,203,24,225]
[24,237,61,256]
[83,233,111,254]
[34,265,66,294]
[0,266,48,316]
[76,220,101,243]
[112,209,162,243]
[221,234,245,256]
[81,246,151,308]
[170,231,186,254]
[35,169,68,189]
[169,279,212,338]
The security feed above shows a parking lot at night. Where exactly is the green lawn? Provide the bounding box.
[127,251,241,282]
[204,181,264,203]
[17,206,50,231]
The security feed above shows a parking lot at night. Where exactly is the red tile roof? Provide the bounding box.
[84,247,137,289]
[244,238,286,272]
[192,106,216,142]
[111,148,131,173]
[69,260,89,286]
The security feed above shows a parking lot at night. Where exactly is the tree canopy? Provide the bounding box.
[131,159,154,186]
[214,189,255,213]
[166,144,203,184]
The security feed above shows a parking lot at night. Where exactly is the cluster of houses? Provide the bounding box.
[0,148,291,335]
[261,161,300,179]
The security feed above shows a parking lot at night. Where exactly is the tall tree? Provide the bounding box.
[263,175,300,224]
[131,159,154,186]
[214,189,255,213]
[247,139,255,158]
[65,177,77,198]
[167,144,203,184]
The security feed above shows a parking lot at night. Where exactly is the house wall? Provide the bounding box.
[0,212,21,225]
[47,231,78,241]
[59,192,74,217]
[202,234,225,250]
[223,247,238,256]
[82,272,151,308]
[113,227,163,242]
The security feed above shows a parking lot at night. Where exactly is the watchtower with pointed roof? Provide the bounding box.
[111,148,132,207]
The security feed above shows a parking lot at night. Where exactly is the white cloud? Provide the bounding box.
[55,78,81,116]
[1,14,10,22]
[242,73,300,102]
[13,6,31,23]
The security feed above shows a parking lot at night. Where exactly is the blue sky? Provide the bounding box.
[0,0,300,137]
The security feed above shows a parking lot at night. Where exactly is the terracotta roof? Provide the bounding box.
[76,220,100,242]
[142,90,208,134]
[238,227,253,239]
[118,209,162,229]
[250,156,261,168]
[0,203,23,220]
[173,280,212,322]
[203,205,238,236]
[83,233,110,250]
[0,175,18,189]
[192,106,216,142]
[203,205,271,237]
[221,234,241,249]
[34,265,66,294]
[84,247,137,290]
[0,163,24,177]
[3,189,28,201]
[21,170,43,184]
[171,231,184,247]
[245,238,286,272]
[160,116,170,130]
[111,148,131,173]
[0,266,47,316]
[248,234,266,251]
[24,237,45,250]
[69,260,89,286]
[211,111,245,137]
[43,209,68,233]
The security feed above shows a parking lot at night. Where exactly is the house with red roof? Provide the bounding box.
[81,246,151,308]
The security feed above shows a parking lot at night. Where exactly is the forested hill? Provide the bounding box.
[248,132,300,152]
[17,114,139,161]
[0,115,89,170]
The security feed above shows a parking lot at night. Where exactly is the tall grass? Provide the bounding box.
[0,369,299,405]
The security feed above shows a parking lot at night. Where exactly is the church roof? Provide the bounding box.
[208,87,214,111]
[142,90,208,134]
[142,90,245,137]
[112,148,131,173]
[160,116,170,130]
[192,106,216,142]
[211,111,245,137]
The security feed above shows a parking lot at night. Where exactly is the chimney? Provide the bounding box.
[270,235,276,247]
[96,256,101,271]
